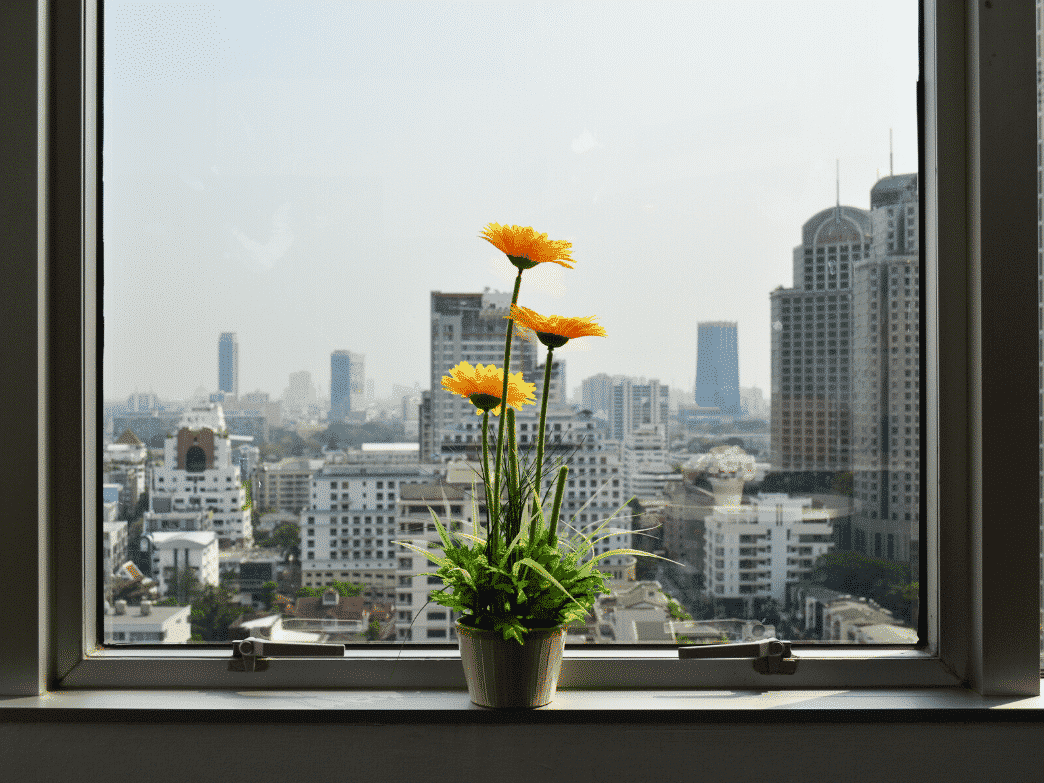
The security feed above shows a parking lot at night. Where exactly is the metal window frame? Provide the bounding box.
[0,0,1038,697]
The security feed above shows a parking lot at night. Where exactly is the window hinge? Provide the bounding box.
[677,637,798,675]
[229,637,346,673]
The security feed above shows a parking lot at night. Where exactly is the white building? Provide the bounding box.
[299,463,433,596]
[620,425,681,502]
[258,457,325,514]
[150,404,251,546]
[144,530,219,599]
[704,492,835,611]
[394,482,482,643]
[104,601,191,644]
[102,520,128,596]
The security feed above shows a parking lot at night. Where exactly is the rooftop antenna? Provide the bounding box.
[835,159,841,229]
[889,128,894,176]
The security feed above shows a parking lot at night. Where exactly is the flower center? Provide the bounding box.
[507,254,539,270]
[468,392,502,411]
[536,331,570,349]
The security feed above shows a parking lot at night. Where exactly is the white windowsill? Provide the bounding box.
[1,685,1041,717]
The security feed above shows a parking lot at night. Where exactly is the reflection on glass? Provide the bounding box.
[102,1,919,644]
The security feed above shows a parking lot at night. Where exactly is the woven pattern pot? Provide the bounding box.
[456,621,566,708]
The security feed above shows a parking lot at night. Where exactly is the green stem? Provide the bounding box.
[549,464,568,543]
[506,407,519,556]
[535,346,554,502]
[481,410,492,562]
[492,269,524,553]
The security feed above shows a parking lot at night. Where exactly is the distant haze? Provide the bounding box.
[103,0,917,402]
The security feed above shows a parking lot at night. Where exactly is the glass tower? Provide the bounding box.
[694,321,741,416]
[217,332,238,398]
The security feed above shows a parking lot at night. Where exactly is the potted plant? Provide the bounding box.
[398,224,662,708]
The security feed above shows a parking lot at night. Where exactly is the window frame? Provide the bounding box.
[1,0,1038,697]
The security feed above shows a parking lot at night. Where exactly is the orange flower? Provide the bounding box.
[508,305,607,348]
[441,361,536,416]
[480,223,574,270]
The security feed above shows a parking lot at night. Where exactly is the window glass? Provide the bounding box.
[102,0,919,645]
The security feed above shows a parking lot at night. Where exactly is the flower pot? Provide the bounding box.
[455,620,566,708]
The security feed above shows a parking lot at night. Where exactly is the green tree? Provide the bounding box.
[261,580,279,610]
[189,584,253,642]
[366,618,382,641]
[811,550,914,617]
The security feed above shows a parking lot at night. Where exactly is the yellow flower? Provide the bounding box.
[441,361,536,415]
[480,223,574,270]
[507,305,607,348]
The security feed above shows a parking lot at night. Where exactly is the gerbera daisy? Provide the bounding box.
[480,223,574,270]
[507,305,607,348]
[441,361,536,415]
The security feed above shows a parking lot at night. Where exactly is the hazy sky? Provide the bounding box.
[103,0,918,403]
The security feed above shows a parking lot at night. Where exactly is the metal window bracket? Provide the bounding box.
[677,637,798,675]
[229,637,346,673]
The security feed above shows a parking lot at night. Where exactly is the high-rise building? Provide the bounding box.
[218,332,239,398]
[330,350,364,421]
[429,290,538,460]
[770,204,871,471]
[850,173,920,573]
[694,322,741,417]
[581,373,617,416]
[606,377,669,441]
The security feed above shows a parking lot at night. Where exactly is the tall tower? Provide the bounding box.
[850,173,920,572]
[330,350,363,421]
[429,290,539,460]
[217,332,239,398]
[770,204,871,472]
[694,322,741,418]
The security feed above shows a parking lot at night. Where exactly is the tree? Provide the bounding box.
[255,522,301,562]
[296,580,364,599]
[810,550,914,617]
[366,619,382,641]
[189,584,253,642]
[261,580,279,610]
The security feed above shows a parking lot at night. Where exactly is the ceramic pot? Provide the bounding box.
[455,620,566,708]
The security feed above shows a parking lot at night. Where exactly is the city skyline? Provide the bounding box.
[101,1,917,403]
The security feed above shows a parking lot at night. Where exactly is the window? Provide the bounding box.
[3,1,1038,697]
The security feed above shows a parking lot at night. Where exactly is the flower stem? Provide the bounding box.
[481,410,492,562]
[492,268,524,551]
[549,464,568,543]
[506,407,520,557]
[535,346,554,502]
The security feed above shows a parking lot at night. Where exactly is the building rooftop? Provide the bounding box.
[146,531,217,547]
[105,604,189,626]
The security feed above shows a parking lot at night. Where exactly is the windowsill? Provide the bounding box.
[1,685,1041,722]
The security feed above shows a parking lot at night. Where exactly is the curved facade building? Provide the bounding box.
[770,205,872,472]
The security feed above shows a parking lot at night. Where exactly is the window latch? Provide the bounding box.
[677,637,798,675]
[229,636,345,673]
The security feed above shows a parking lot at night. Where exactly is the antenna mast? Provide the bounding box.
[889,128,894,176]
[835,159,841,228]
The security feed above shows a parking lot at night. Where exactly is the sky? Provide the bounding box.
[103,0,918,404]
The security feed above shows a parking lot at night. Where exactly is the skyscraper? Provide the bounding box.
[429,290,538,460]
[607,377,669,440]
[694,321,740,417]
[330,350,364,421]
[850,173,920,572]
[770,205,871,472]
[218,332,239,399]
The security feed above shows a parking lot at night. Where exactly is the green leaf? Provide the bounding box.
[517,556,589,614]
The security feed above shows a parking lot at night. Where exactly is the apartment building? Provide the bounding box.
[299,463,432,596]
[149,404,251,546]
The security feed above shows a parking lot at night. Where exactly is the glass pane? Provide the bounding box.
[102,0,919,645]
